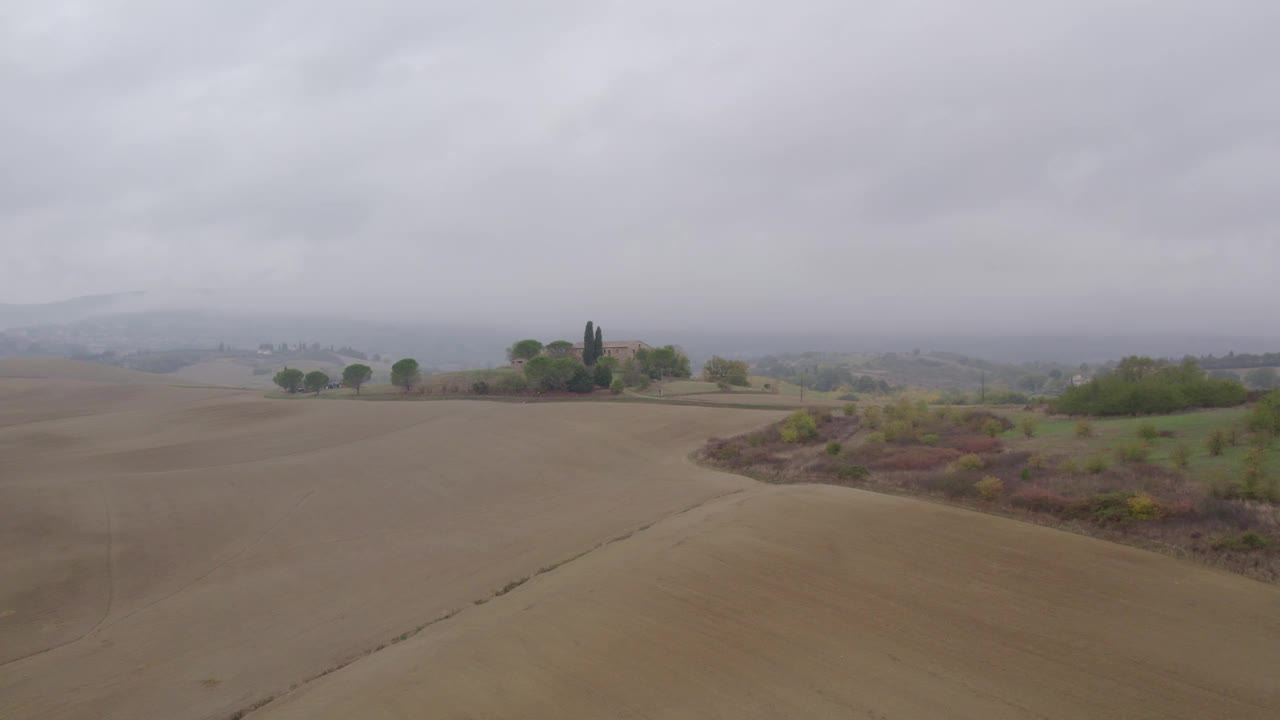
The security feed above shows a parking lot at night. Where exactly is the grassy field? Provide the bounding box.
[991,407,1275,488]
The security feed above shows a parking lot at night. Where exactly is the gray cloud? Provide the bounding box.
[2,0,1277,337]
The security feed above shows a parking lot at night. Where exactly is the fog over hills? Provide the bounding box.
[1,292,1276,371]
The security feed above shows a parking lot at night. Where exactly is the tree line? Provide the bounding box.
[1054,357,1247,416]
[273,362,384,395]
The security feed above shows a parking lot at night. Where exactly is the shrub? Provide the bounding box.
[1127,492,1161,520]
[1027,454,1045,469]
[836,464,870,480]
[917,474,977,499]
[1237,446,1270,500]
[1084,455,1109,474]
[1171,442,1192,470]
[951,437,1003,454]
[567,365,595,393]
[495,373,527,394]
[1247,390,1280,435]
[825,441,842,456]
[1115,441,1150,464]
[1226,424,1240,447]
[982,419,1004,438]
[863,406,882,429]
[593,363,614,388]
[470,380,490,395]
[1079,492,1133,523]
[1019,416,1039,439]
[1010,487,1073,514]
[779,410,819,443]
[975,476,1004,501]
[883,420,912,442]
[711,443,740,462]
[843,402,858,417]
[1207,429,1226,456]
[864,432,887,445]
[918,433,940,446]
[951,454,985,472]
[1213,532,1269,551]
[1075,420,1094,438]
[869,447,960,471]
[1137,422,1159,441]
[1019,467,1031,481]
[1060,458,1082,475]
[609,378,624,395]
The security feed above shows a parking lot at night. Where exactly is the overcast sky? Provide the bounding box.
[3,0,1277,337]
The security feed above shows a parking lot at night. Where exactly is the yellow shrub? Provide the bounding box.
[1127,492,1161,520]
[975,476,1004,501]
[949,453,985,473]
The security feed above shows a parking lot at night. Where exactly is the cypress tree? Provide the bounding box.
[594,326,603,362]
[583,321,595,365]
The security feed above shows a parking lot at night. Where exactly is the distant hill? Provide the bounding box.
[0,292,144,330]
[751,351,1078,395]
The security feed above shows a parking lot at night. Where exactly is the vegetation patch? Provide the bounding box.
[1054,356,1246,416]
[699,394,1280,584]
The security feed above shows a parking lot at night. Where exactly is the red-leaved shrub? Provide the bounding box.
[1009,487,1074,514]
[867,447,960,471]
[949,436,1004,454]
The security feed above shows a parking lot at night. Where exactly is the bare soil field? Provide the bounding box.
[0,360,778,720]
[4,359,1280,720]
[258,485,1280,720]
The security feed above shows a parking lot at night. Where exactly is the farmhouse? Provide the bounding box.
[571,340,652,363]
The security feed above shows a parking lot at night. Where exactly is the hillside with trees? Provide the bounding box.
[1054,357,1247,416]
[751,351,1078,397]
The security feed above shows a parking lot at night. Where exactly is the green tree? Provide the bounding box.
[508,339,544,362]
[390,358,421,393]
[545,340,574,358]
[621,358,645,387]
[525,356,579,391]
[593,363,613,388]
[703,356,751,386]
[273,367,304,393]
[1054,356,1246,416]
[342,364,372,395]
[583,321,596,366]
[1244,367,1278,390]
[594,326,604,363]
[1248,390,1280,435]
[304,370,330,394]
[609,377,624,394]
[638,345,691,379]
[568,365,595,393]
